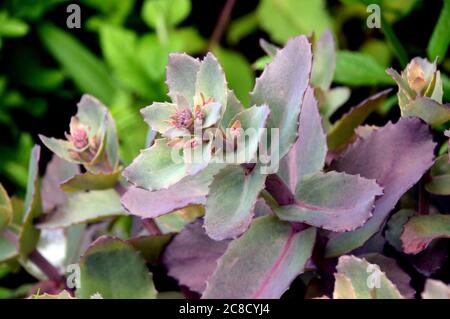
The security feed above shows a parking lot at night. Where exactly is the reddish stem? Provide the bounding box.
[208,0,237,50]
[142,218,163,236]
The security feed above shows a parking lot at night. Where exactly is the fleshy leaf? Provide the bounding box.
[278,86,326,192]
[37,189,125,229]
[402,97,450,127]
[128,234,173,263]
[326,119,435,257]
[195,53,227,108]
[426,154,450,195]
[141,102,178,136]
[76,236,157,299]
[163,219,230,294]
[123,138,188,191]
[401,214,450,254]
[203,216,316,299]
[226,104,270,163]
[60,170,121,192]
[362,253,415,299]
[204,166,267,240]
[311,29,335,91]
[0,184,13,230]
[333,255,403,299]
[275,171,382,232]
[385,209,416,252]
[41,156,79,213]
[422,279,450,299]
[121,164,223,218]
[250,35,312,161]
[220,90,245,130]
[327,89,391,151]
[166,53,200,106]
[0,236,18,263]
[18,145,42,257]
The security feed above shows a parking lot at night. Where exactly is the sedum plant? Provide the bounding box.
[1,31,450,300]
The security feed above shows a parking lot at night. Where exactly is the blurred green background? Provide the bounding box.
[0,0,449,198]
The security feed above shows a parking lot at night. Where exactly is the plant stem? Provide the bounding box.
[208,0,237,50]
[28,250,65,284]
[3,229,66,286]
[418,175,430,215]
[142,218,163,236]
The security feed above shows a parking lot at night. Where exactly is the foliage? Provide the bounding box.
[1,0,450,300]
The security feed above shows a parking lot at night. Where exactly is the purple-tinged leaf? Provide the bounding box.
[166,53,200,107]
[195,53,228,108]
[250,35,312,161]
[163,219,230,294]
[204,166,267,241]
[275,171,382,232]
[327,89,391,151]
[422,279,450,299]
[203,216,316,299]
[220,90,245,129]
[41,156,79,213]
[325,118,435,257]
[401,214,450,254]
[278,86,326,192]
[121,164,222,219]
[311,29,335,91]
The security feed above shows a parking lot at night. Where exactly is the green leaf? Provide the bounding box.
[166,53,200,106]
[385,209,415,252]
[402,97,450,127]
[0,11,29,37]
[204,166,267,240]
[275,172,382,232]
[327,89,390,150]
[38,23,116,104]
[195,53,228,108]
[123,139,189,191]
[214,48,254,106]
[427,0,450,62]
[251,35,312,162]
[99,25,156,99]
[311,30,335,91]
[333,255,403,299]
[0,235,18,263]
[128,234,173,263]
[18,145,42,257]
[142,0,191,29]
[203,216,316,299]
[77,237,157,299]
[334,51,394,86]
[422,279,450,299]
[227,12,259,45]
[37,189,125,229]
[401,214,450,254]
[0,184,12,230]
[278,87,327,191]
[60,170,122,192]
[257,0,332,44]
